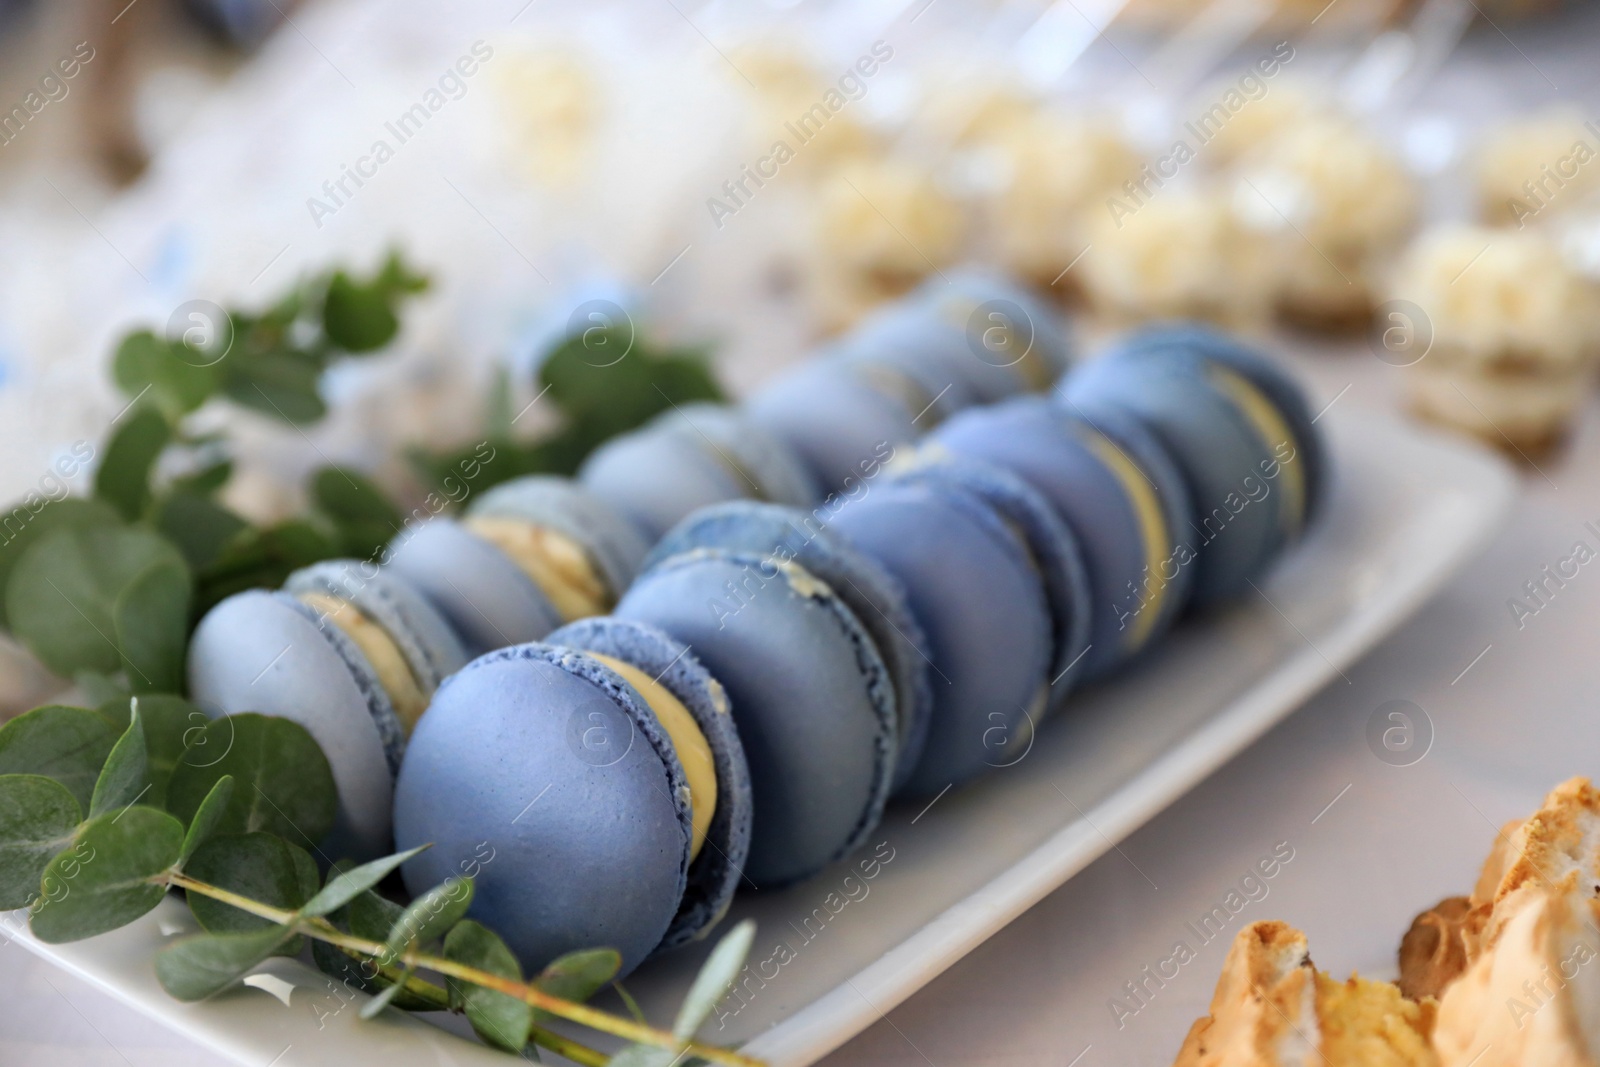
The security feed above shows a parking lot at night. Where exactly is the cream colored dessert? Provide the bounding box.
[1198,82,1326,168]
[1236,115,1418,330]
[297,592,431,732]
[1173,921,1438,1067]
[808,156,967,330]
[590,653,716,860]
[1081,185,1270,327]
[990,111,1141,291]
[493,49,601,188]
[1393,225,1600,454]
[463,515,612,621]
[1472,109,1600,227]
[730,45,878,173]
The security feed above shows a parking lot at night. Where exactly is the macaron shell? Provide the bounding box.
[393,643,691,976]
[284,560,469,690]
[828,481,1053,795]
[187,590,399,860]
[616,550,896,887]
[385,518,563,656]
[890,456,1092,714]
[469,476,651,602]
[644,500,935,795]
[655,403,820,510]
[912,267,1073,391]
[746,359,917,496]
[1064,351,1285,607]
[547,616,753,950]
[578,425,749,542]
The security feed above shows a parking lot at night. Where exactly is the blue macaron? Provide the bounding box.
[578,404,819,542]
[888,455,1092,712]
[393,642,693,975]
[827,477,1054,795]
[187,563,467,859]
[615,549,896,887]
[927,396,1193,680]
[1061,331,1315,606]
[545,616,752,950]
[644,500,934,795]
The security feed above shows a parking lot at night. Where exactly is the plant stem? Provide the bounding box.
[530,1026,611,1067]
[164,872,760,1067]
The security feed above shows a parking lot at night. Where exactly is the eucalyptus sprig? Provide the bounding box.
[0,700,764,1067]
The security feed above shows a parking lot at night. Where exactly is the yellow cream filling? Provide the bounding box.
[1208,366,1307,538]
[590,653,717,861]
[1077,427,1169,652]
[298,592,431,734]
[464,516,611,622]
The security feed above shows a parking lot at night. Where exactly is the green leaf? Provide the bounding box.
[183,832,318,936]
[358,964,416,1019]
[442,920,532,1053]
[112,330,220,420]
[380,876,473,963]
[309,876,441,1013]
[0,775,82,910]
[299,845,427,919]
[155,926,296,1001]
[0,705,121,810]
[6,525,190,683]
[0,497,121,630]
[322,253,428,354]
[170,460,233,497]
[94,407,172,522]
[485,366,514,441]
[165,714,337,847]
[89,703,148,818]
[605,1046,678,1067]
[178,775,234,865]
[112,558,192,693]
[534,947,621,1007]
[29,805,183,943]
[98,692,205,809]
[153,492,249,571]
[309,467,398,560]
[673,919,755,1040]
[221,348,327,424]
[194,520,340,617]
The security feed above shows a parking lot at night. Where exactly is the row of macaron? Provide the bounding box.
[185,277,1326,976]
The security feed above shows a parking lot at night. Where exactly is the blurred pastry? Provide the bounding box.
[731,45,879,174]
[494,49,601,188]
[807,156,967,330]
[1472,108,1600,227]
[1398,897,1472,1002]
[1173,920,1439,1066]
[1235,115,1418,331]
[1393,225,1599,456]
[1080,185,1270,327]
[989,111,1140,293]
[1196,82,1325,168]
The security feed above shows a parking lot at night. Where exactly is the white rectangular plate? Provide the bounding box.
[10,405,1516,1067]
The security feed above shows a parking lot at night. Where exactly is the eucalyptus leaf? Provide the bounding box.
[0,775,82,910]
[309,467,398,559]
[442,920,532,1054]
[222,349,326,424]
[534,947,621,1007]
[88,704,149,818]
[112,331,220,420]
[155,926,295,1001]
[169,460,233,497]
[380,876,473,963]
[0,497,121,630]
[605,1046,678,1067]
[29,805,183,943]
[6,524,190,683]
[98,693,205,809]
[184,832,317,937]
[154,492,249,571]
[194,520,340,617]
[673,919,755,1040]
[323,273,400,354]
[178,775,234,866]
[112,558,192,693]
[299,845,426,919]
[358,964,416,1019]
[0,705,121,810]
[165,714,337,847]
[94,407,172,522]
[309,873,443,1014]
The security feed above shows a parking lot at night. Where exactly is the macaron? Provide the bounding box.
[644,500,934,795]
[1061,330,1317,606]
[466,475,650,621]
[927,396,1193,679]
[578,403,819,542]
[888,455,1092,711]
[545,616,752,950]
[827,476,1053,795]
[615,549,896,887]
[745,356,946,496]
[187,563,469,859]
[384,517,563,656]
[392,642,693,976]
